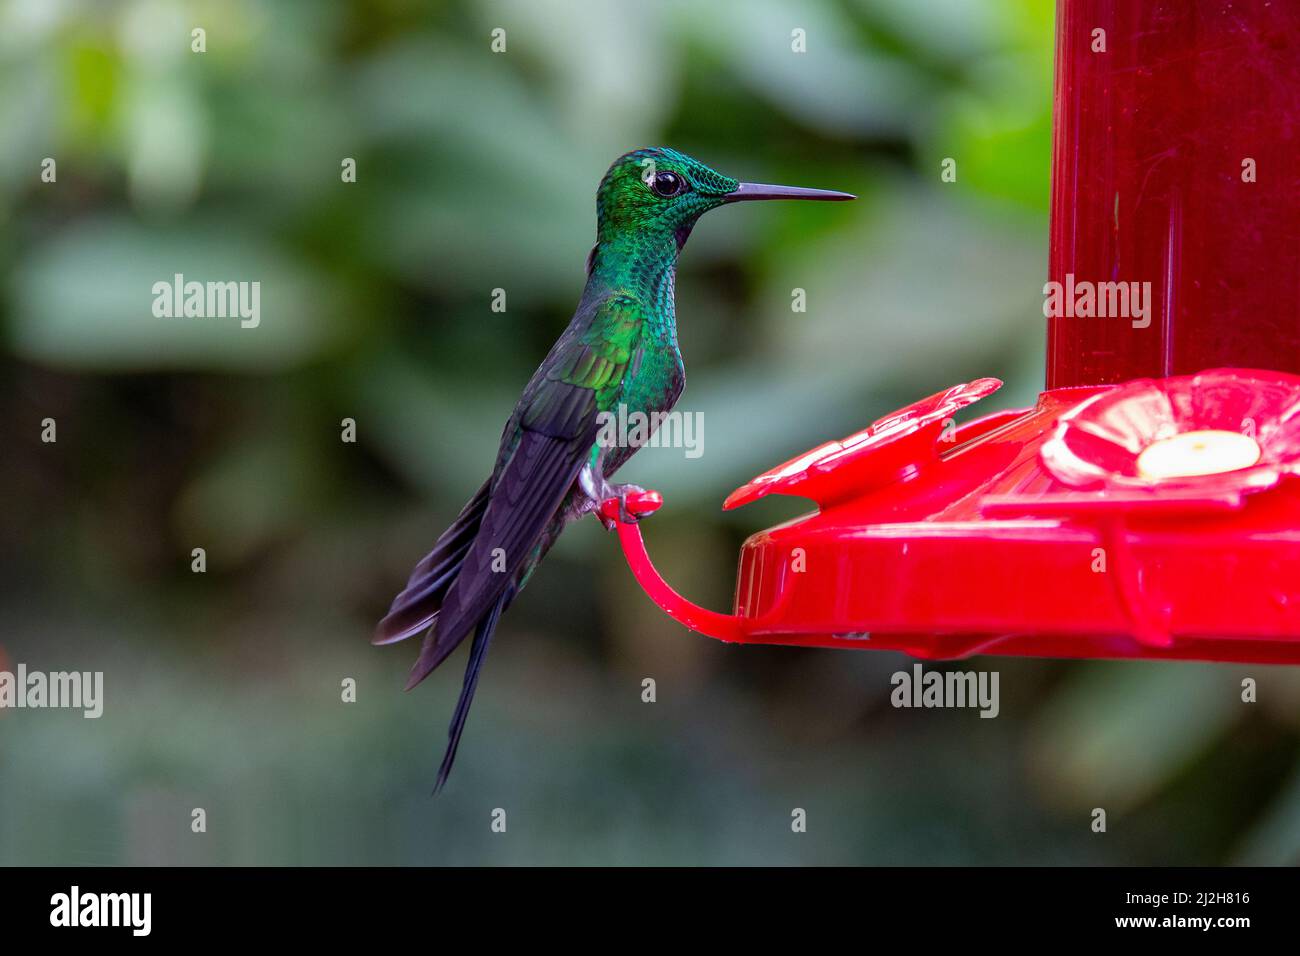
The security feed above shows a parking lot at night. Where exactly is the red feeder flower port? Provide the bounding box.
[602,0,1300,665]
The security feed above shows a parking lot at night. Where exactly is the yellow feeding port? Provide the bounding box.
[1136,429,1261,480]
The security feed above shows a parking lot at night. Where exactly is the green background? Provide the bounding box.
[1,0,1297,865]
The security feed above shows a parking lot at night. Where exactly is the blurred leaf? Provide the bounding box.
[682,0,928,137]
[174,430,322,562]
[1029,664,1239,812]
[9,218,347,370]
[1235,763,1300,865]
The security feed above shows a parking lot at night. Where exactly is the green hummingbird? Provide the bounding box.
[375,147,853,790]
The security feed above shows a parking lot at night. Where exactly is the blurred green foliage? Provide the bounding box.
[1,0,1297,865]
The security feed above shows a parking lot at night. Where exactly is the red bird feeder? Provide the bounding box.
[604,0,1300,664]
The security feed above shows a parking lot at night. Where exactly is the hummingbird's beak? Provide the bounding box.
[724,182,856,203]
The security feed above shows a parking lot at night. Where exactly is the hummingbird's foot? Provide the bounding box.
[589,480,647,530]
[603,481,649,529]
[578,464,648,530]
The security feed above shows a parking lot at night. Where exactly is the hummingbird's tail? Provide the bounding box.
[373,480,490,647]
[433,590,508,793]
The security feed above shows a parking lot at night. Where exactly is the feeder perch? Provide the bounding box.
[603,0,1300,664]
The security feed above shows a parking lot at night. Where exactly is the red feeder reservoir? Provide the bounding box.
[604,0,1300,664]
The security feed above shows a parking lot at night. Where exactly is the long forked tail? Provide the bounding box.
[433,591,508,793]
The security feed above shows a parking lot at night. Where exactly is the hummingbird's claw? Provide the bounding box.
[596,483,660,529]
[619,496,642,526]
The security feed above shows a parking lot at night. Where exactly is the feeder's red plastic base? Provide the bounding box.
[604,371,1300,665]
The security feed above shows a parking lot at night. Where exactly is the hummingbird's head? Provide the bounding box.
[594,147,854,250]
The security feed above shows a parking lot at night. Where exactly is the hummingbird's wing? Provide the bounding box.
[404,292,646,688]
[372,479,491,646]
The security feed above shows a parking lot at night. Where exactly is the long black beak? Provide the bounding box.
[724,182,856,203]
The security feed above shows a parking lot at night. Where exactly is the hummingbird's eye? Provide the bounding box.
[649,170,687,198]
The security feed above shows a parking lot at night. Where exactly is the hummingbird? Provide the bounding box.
[374,147,853,790]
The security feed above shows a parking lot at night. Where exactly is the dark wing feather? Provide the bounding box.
[405,401,594,688]
[373,480,490,645]
[400,291,644,689]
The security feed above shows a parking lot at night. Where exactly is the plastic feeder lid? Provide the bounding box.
[723,378,1003,511]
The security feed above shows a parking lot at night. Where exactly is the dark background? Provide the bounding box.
[1,0,1297,864]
